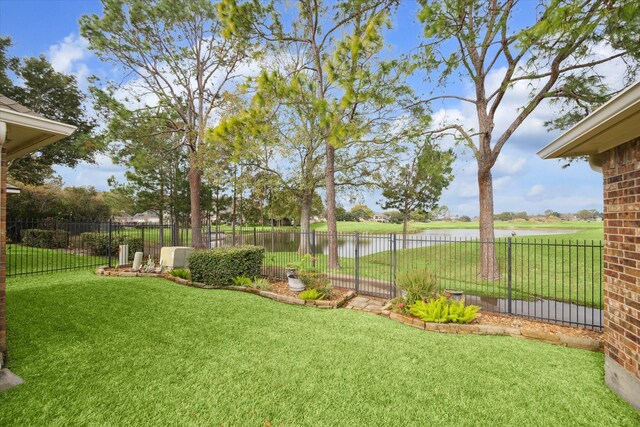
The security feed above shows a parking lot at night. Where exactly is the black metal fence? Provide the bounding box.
[6,219,603,330]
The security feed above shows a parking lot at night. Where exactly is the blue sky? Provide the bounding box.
[0,0,608,216]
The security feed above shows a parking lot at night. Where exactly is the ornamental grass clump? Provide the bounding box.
[231,275,252,287]
[409,295,480,324]
[396,269,439,305]
[252,277,271,290]
[170,268,191,280]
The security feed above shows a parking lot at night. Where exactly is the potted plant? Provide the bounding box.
[285,254,311,292]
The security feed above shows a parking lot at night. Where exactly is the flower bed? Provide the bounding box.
[379,305,603,352]
[95,266,355,309]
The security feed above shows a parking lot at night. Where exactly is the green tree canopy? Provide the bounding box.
[0,36,99,184]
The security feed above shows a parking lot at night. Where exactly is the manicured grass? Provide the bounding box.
[418,220,604,230]
[2,271,637,426]
[6,244,106,276]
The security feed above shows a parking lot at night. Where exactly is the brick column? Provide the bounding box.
[602,137,640,411]
[0,146,6,368]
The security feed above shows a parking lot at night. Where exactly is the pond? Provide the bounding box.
[223,228,581,258]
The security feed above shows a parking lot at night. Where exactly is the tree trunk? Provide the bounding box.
[478,167,499,279]
[298,190,313,254]
[188,154,204,248]
[325,144,340,269]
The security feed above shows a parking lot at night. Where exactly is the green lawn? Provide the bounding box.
[1,271,637,426]
[418,220,604,230]
[6,244,107,276]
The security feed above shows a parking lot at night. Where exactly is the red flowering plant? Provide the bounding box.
[390,297,409,314]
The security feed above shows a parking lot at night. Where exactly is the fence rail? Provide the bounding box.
[7,219,603,330]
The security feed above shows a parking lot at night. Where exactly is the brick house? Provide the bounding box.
[539,81,640,411]
[0,96,75,385]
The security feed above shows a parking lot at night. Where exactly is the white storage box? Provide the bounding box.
[159,246,194,269]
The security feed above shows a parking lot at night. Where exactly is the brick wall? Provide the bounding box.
[602,137,640,386]
[0,146,6,368]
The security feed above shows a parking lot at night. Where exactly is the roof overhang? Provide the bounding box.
[6,183,20,194]
[0,108,77,161]
[538,81,640,160]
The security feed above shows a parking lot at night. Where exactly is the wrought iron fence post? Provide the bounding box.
[393,233,397,298]
[507,237,513,314]
[141,225,145,256]
[311,230,316,267]
[108,218,113,268]
[355,232,360,293]
[208,220,212,249]
[253,227,257,246]
[172,223,177,246]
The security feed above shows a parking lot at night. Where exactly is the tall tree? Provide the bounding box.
[415,0,638,278]
[92,89,191,228]
[81,0,258,247]
[0,36,98,184]
[380,141,454,247]
[223,0,419,267]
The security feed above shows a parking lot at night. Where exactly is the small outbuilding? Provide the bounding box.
[538,81,640,411]
[0,95,76,387]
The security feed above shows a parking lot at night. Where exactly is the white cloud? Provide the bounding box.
[527,184,544,197]
[48,34,91,83]
[494,153,527,175]
[494,176,512,190]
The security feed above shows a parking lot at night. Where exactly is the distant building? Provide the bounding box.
[132,211,160,224]
[112,211,134,224]
[372,213,389,223]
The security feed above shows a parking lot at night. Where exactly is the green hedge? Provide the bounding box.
[188,245,265,286]
[21,229,70,249]
[80,232,143,261]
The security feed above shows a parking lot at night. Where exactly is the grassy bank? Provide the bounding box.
[2,271,637,426]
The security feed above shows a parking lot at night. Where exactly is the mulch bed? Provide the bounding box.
[474,311,602,340]
[268,280,350,302]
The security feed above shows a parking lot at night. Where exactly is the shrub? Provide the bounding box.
[170,269,191,280]
[396,269,439,305]
[299,269,329,289]
[315,285,334,299]
[389,296,408,314]
[252,278,271,290]
[188,245,264,286]
[408,295,479,324]
[80,232,143,261]
[300,288,323,300]
[232,275,252,287]
[21,229,69,248]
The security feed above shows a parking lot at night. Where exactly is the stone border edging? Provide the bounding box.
[95,266,355,309]
[381,310,603,352]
